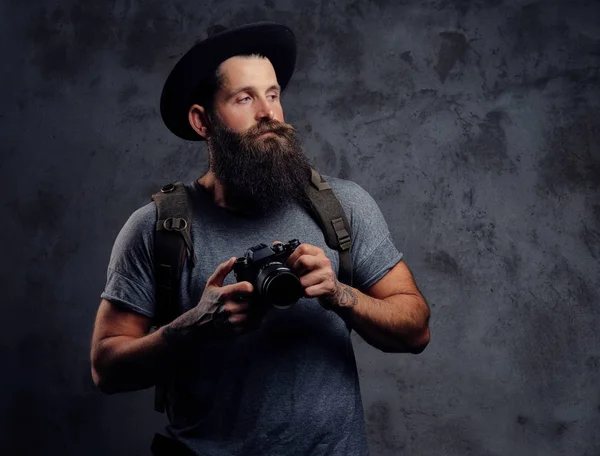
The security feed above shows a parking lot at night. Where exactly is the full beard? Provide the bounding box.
[207,116,313,216]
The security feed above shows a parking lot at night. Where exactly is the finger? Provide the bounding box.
[299,268,336,289]
[229,312,250,325]
[220,281,254,300]
[290,254,323,276]
[304,282,332,298]
[234,311,267,334]
[220,300,251,314]
[286,243,319,268]
[206,257,236,287]
[227,311,268,335]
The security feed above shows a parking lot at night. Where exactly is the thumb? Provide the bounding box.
[206,257,236,288]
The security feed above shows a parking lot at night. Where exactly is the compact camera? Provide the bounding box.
[233,239,304,309]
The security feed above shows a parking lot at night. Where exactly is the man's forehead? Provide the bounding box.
[217,55,279,89]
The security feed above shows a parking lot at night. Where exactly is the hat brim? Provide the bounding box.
[160,22,296,141]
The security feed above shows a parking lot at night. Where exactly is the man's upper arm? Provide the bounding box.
[92,299,151,345]
[331,179,403,290]
[333,181,426,305]
[362,260,423,301]
[100,203,157,320]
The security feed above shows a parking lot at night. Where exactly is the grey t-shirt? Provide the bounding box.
[101,175,403,456]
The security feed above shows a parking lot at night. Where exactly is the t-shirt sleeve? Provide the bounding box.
[100,203,157,318]
[336,180,403,291]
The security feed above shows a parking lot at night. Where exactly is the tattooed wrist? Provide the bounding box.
[335,284,358,309]
[162,304,228,352]
[321,282,358,311]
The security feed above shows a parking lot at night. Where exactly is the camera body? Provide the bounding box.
[233,239,304,309]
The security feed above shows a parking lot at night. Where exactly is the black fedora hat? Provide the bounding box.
[160,22,297,141]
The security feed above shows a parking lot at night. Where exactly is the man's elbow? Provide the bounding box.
[408,326,430,354]
[90,345,125,395]
[91,364,119,395]
[379,327,430,354]
[408,302,431,354]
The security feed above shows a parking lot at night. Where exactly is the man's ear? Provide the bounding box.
[188,104,211,139]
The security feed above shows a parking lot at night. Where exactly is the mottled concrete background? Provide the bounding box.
[1,0,599,455]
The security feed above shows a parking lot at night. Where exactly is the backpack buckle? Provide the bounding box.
[331,217,352,250]
[161,183,175,193]
[337,233,352,250]
[163,217,187,231]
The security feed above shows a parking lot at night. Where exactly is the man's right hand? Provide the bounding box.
[90,258,262,394]
[162,257,262,349]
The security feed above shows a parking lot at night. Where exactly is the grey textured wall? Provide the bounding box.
[1,0,599,455]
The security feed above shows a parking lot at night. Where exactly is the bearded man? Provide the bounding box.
[90,22,430,456]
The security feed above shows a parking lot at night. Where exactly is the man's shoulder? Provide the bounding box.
[322,173,360,191]
[129,178,197,224]
[116,200,157,241]
[320,174,374,207]
[123,179,200,231]
[130,200,158,224]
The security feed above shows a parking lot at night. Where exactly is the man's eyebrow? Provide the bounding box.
[226,84,281,98]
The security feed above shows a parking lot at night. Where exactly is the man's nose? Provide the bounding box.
[255,97,274,121]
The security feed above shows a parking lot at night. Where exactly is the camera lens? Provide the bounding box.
[257,263,304,309]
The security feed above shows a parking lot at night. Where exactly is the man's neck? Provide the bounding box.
[197,172,254,216]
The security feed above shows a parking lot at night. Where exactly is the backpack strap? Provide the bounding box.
[148,173,351,413]
[305,168,353,287]
[151,181,195,413]
[151,182,196,327]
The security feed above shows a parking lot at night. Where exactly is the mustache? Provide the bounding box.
[245,120,296,138]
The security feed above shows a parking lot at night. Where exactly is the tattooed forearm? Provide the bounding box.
[161,289,231,351]
[162,309,214,349]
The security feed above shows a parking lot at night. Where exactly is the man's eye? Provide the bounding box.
[238,96,251,103]
[268,94,279,101]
